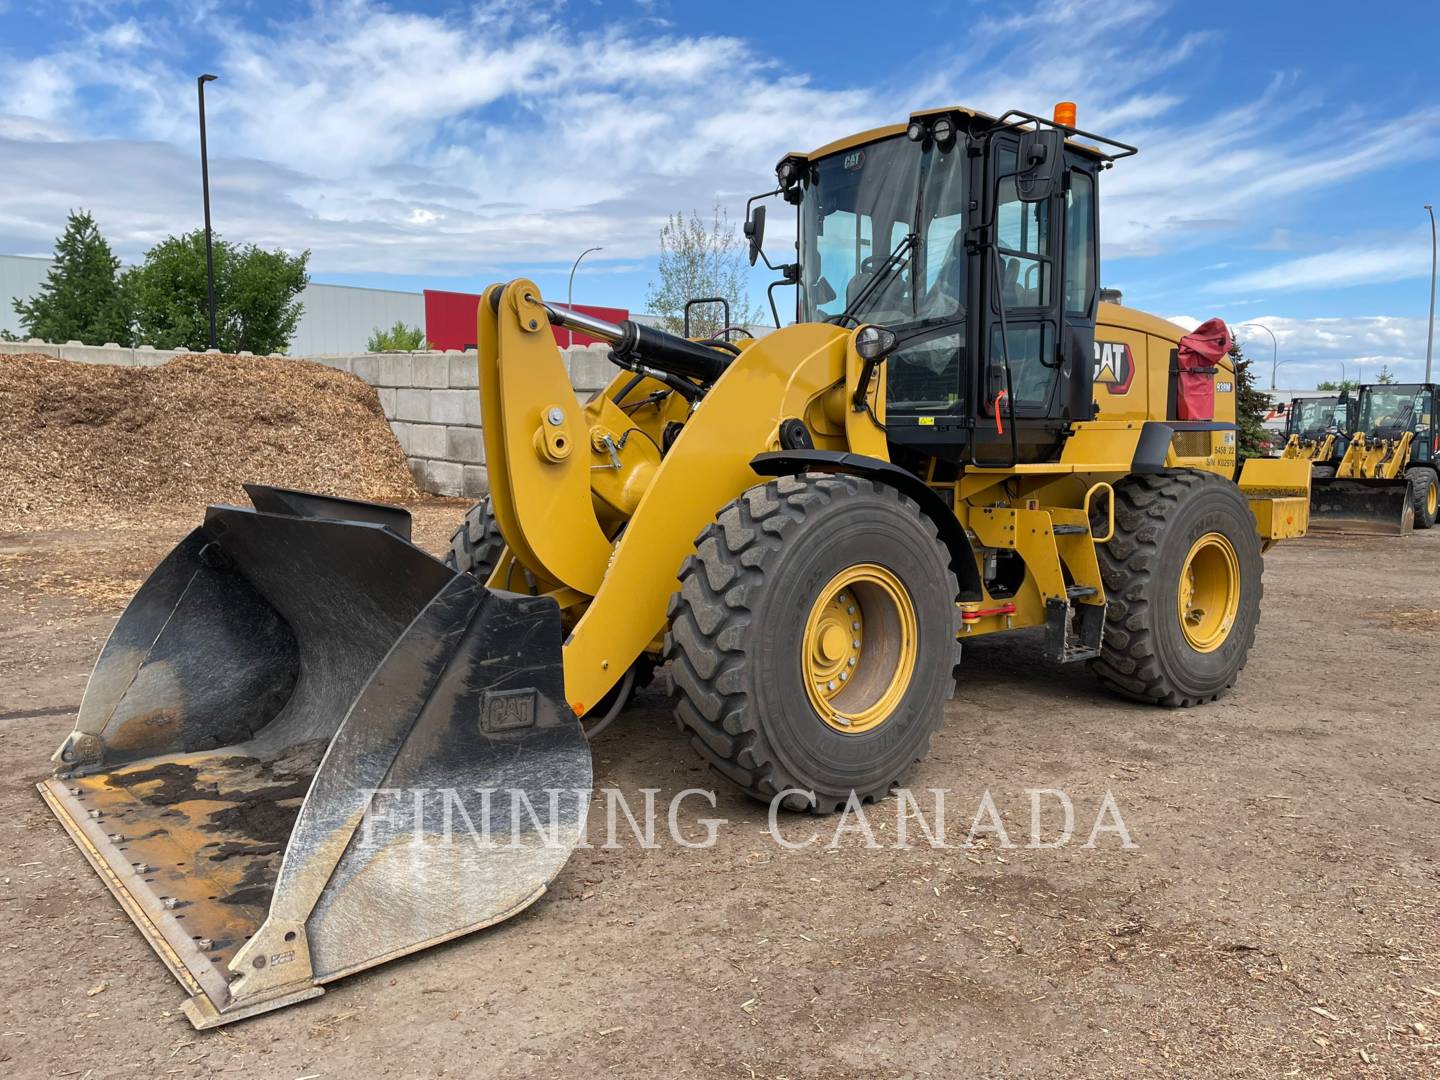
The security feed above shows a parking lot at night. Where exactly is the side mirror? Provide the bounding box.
[1016,129,1064,202]
[744,204,766,266]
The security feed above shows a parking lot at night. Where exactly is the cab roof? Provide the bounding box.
[788,106,1109,166]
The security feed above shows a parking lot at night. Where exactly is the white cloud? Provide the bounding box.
[1210,236,1433,294]
[2,60,75,127]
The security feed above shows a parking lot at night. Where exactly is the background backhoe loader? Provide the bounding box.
[1309,382,1437,533]
[1281,393,1350,470]
[40,103,1310,1029]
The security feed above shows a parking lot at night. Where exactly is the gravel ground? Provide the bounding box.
[1,505,1436,1079]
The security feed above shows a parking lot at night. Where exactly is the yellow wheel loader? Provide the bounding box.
[40,104,1311,1029]
[1280,393,1350,467]
[1309,382,1438,534]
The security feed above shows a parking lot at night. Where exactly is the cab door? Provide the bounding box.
[981,138,1062,424]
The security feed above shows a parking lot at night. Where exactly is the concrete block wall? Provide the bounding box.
[2,337,619,498]
[305,344,615,498]
[0,338,255,366]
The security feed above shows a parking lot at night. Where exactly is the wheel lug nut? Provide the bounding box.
[847,606,855,615]
[852,639,860,648]
[839,671,848,681]
[847,657,856,666]
[851,621,859,630]
[826,680,836,691]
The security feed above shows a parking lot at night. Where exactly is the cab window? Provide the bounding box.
[1064,170,1095,313]
[994,149,1051,309]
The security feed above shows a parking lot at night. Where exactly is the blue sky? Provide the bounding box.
[2,0,1438,385]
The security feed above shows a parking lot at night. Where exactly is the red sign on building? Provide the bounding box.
[423,289,628,351]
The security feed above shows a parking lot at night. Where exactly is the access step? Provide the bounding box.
[1043,597,1105,663]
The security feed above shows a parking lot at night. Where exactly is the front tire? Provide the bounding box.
[1091,469,1264,707]
[445,497,505,579]
[1406,466,1437,529]
[665,474,961,812]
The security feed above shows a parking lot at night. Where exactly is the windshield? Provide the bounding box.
[1290,396,1344,438]
[799,134,966,327]
[1358,384,1421,436]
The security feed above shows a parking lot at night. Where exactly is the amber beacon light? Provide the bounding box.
[1053,101,1077,127]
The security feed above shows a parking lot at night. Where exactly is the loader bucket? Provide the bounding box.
[38,486,590,1029]
[1308,478,1415,536]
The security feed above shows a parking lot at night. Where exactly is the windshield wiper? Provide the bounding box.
[837,231,918,327]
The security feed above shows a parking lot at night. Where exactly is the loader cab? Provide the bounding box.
[1286,394,1349,443]
[783,107,1134,467]
[1354,383,1433,458]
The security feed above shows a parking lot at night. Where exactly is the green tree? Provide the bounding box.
[1375,365,1397,384]
[643,203,760,339]
[367,321,426,351]
[1230,338,1269,459]
[13,210,133,345]
[127,231,309,353]
[1316,379,1359,391]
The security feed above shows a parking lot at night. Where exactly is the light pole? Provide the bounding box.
[197,74,219,351]
[564,246,604,347]
[1241,322,1280,388]
[1425,204,1436,382]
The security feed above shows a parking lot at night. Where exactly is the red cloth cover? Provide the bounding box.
[1175,318,1231,421]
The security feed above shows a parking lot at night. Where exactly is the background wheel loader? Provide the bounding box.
[1309,382,1437,533]
[1281,393,1350,471]
[40,103,1311,1029]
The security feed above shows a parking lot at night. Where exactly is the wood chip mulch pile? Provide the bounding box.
[1,352,418,531]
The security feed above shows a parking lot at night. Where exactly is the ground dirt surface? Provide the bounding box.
[1,503,1436,1079]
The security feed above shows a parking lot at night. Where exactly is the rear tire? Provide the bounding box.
[445,497,505,579]
[665,473,961,813]
[1090,469,1264,707]
[1406,467,1437,529]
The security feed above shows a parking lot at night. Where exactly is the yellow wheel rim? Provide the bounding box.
[1427,481,1437,517]
[802,563,917,734]
[1176,532,1240,653]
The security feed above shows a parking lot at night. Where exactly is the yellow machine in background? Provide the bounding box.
[1280,393,1350,465]
[42,103,1310,1029]
[1310,382,1438,533]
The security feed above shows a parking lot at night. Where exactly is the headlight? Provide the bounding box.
[932,115,956,149]
[855,325,898,361]
[906,120,927,142]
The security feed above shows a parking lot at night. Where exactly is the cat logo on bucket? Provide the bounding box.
[1093,341,1135,395]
